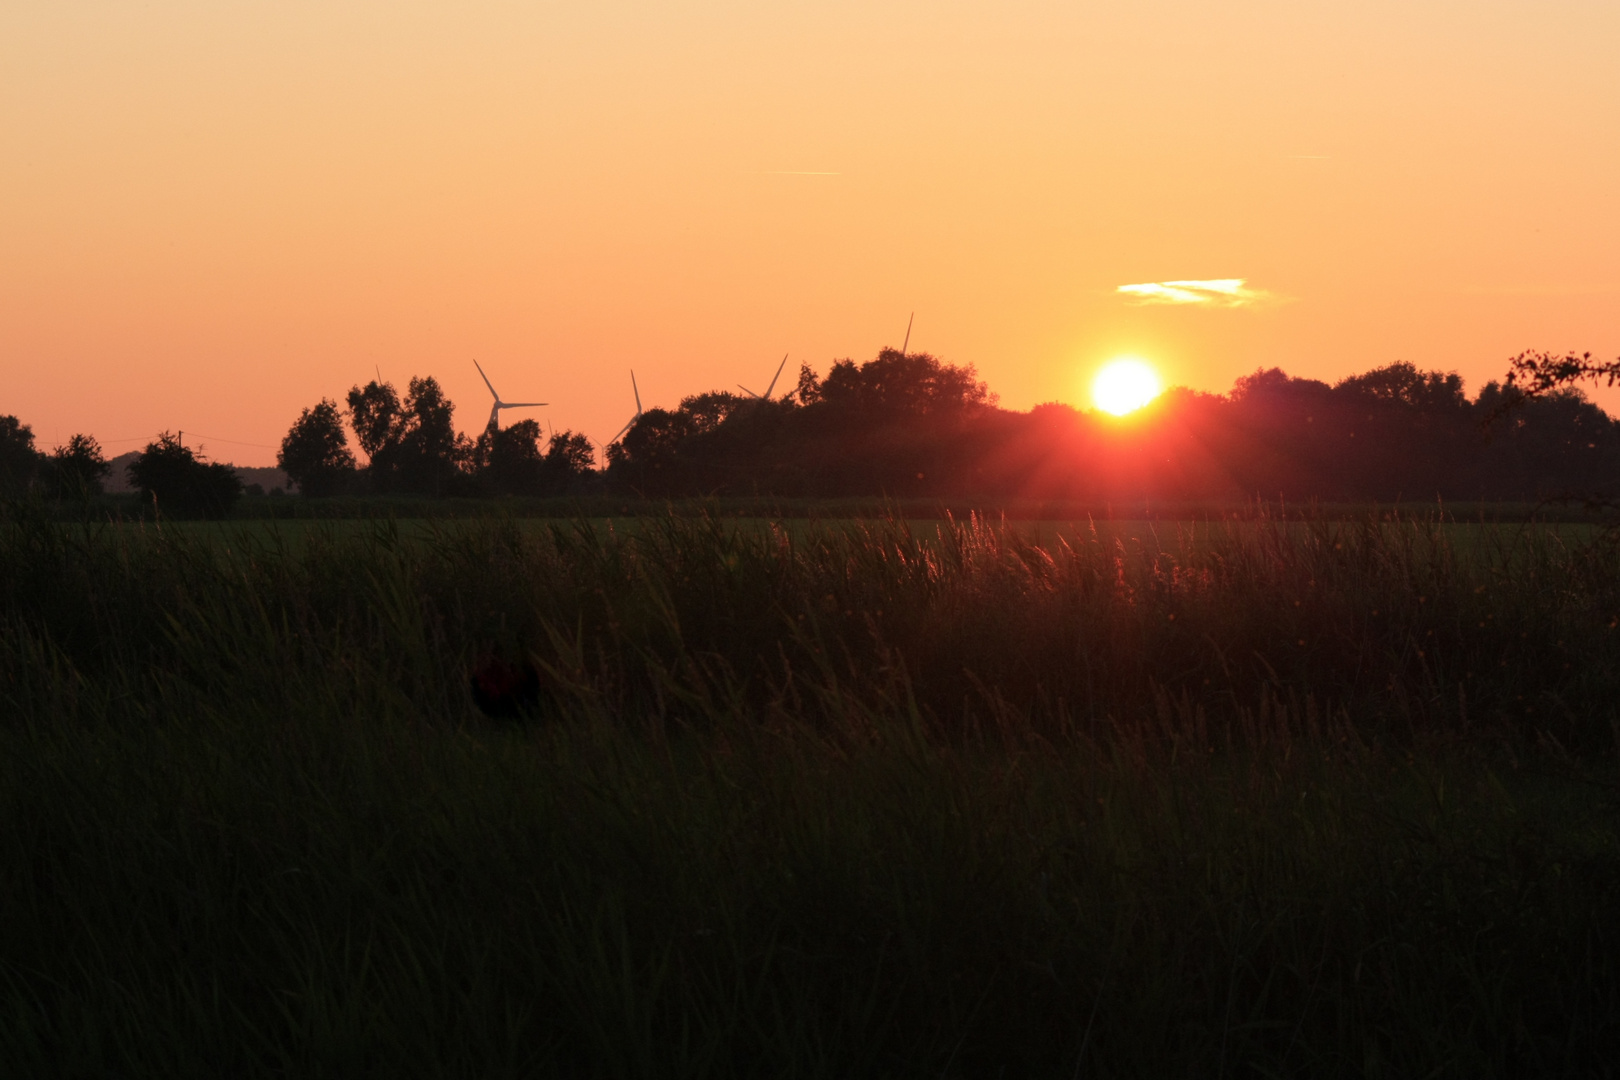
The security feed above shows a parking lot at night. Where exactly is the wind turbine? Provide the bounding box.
[610,370,644,443]
[738,353,790,400]
[473,359,546,434]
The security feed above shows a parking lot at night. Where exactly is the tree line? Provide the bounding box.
[5,348,1618,513]
[0,422,244,517]
[278,376,596,497]
[601,348,1620,502]
[287,348,1620,502]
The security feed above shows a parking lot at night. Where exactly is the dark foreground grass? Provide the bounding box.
[2,507,1619,1077]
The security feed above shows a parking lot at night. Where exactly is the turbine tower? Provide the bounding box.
[610,370,644,443]
[474,359,546,434]
[738,353,789,400]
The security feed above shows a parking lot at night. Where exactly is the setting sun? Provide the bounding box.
[1092,359,1162,416]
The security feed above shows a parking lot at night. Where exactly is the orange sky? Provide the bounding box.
[4,1,1618,466]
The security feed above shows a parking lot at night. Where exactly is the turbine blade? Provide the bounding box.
[630,371,642,413]
[763,353,788,399]
[473,358,502,403]
[611,419,634,442]
[901,312,913,355]
[738,384,759,398]
[501,402,547,408]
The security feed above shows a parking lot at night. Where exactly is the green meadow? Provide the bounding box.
[2,504,1618,1077]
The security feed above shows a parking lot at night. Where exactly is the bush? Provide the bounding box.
[41,433,110,499]
[127,433,243,518]
[0,415,41,497]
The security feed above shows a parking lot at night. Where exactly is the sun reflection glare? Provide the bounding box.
[1092,359,1162,416]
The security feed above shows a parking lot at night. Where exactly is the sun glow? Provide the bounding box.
[1092,359,1162,416]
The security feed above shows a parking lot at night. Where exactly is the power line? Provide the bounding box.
[182,432,279,450]
[87,432,280,451]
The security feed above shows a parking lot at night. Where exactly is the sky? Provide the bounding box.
[4,1,1618,466]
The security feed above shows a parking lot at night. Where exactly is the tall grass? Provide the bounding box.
[1,506,1618,1076]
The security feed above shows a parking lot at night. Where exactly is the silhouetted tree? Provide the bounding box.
[600,351,1620,502]
[818,349,993,417]
[345,376,471,494]
[278,399,357,497]
[346,380,404,457]
[598,350,1003,496]
[1478,373,1620,498]
[43,434,110,499]
[0,416,42,497]
[346,379,406,488]
[792,362,822,405]
[1501,350,1620,406]
[679,392,747,432]
[263,352,1620,504]
[472,423,596,495]
[480,420,545,494]
[1230,368,1333,405]
[128,433,243,518]
[541,430,596,491]
[398,377,470,495]
[607,408,698,493]
[1338,362,1467,413]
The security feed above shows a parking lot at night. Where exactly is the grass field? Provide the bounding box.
[63,486,1620,525]
[2,503,1618,1077]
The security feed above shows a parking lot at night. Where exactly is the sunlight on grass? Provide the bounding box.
[2,507,1617,1075]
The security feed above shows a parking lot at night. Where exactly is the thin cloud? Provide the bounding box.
[1117,279,1277,308]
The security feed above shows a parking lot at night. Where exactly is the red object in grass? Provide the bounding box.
[468,654,542,719]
